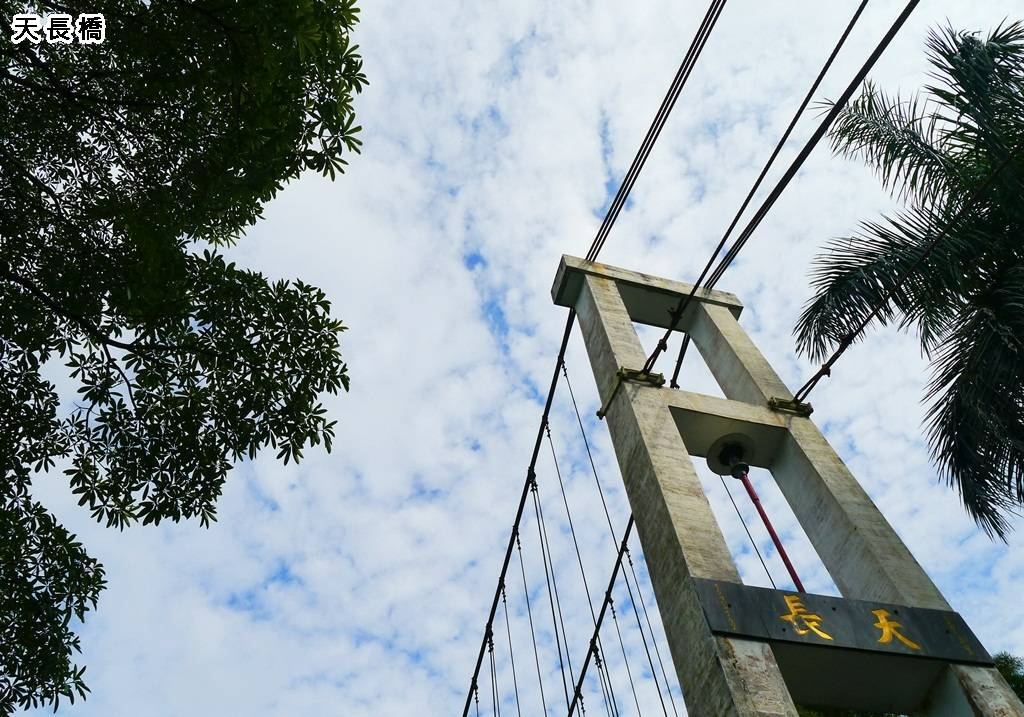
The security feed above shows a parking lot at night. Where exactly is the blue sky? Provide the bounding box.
[26,0,1024,714]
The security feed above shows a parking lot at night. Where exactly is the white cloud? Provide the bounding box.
[26,1,1024,714]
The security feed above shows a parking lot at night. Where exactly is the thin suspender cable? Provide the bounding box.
[792,145,1023,403]
[718,473,776,589]
[567,517,635,717]
[489,632,501,717]
[501,588,524,717]
[516,534,550,716]
[663,0,872,387]
[593,647,613,717]
[547,422,668,716]
[595,646,619,717]
[618,553,669,716]
[608,598,644,715]
[642,0,921,377]
[545,423,658,716]
[531,479,573,710]
[475,685,481,717]
[587,0,729,262]
[462,312,575,717]
[534,479,578,690]
[562,365,678,715]
[624,550,679,717]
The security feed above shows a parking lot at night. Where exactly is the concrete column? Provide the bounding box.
[688,301,1024,716]
[576,274,798,717]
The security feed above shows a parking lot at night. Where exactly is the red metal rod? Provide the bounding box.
[736,470,805,592]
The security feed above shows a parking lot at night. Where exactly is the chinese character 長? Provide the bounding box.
[45,13,74,44]
[779,595,833,640]
[871,609,921,650]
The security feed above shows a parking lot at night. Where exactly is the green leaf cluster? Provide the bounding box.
[795,23,1024,539]
[1,0,365,710]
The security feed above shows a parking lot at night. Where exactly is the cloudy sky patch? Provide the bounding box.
[27,0,1024,714]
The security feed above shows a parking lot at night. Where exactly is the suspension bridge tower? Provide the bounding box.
[551,254,1024,716]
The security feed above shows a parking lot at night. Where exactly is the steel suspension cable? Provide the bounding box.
[489,633,501,717]
[623,550,679,717]
[567,517,635,717]
[547,423,668,716]
[595,646,620,717]
[641,0,921,377]
[702,0,918,288]
[617,554,669,716]
[587,0,729,262]
[662,0,872,387]
[545,423,666,715]
[562,364,678,715]
[608,598,644,715]
[516,534,550,716]
[535,476,583,700]
[463,0,734,709]
[501,588,524,717]
[718,473,776,589]
[531,480,573,710]
[461,312,575,717]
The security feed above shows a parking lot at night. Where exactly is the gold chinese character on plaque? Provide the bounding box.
[871,609,921,650]
[779,595,833,640]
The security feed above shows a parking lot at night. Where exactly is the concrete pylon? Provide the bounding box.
[551,255,1024,717]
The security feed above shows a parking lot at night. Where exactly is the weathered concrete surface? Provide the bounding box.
[686,298,1024,715]
[552,254,743,329]
[576,274,797,716]
[559,256,1022,716]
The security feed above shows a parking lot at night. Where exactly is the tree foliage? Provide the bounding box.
[1,0,365,710]
[795,23,1024,539]
[995,651,1024,700]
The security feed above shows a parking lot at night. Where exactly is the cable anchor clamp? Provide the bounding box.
[768,396,813,417]
[596,368,666,420]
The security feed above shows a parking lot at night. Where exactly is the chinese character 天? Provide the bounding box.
[872,609,921,650]
[779,595,834,641]
[9,12,41,43]
[9,12,105,44]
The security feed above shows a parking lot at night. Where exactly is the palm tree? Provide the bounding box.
[795,23,1024,539]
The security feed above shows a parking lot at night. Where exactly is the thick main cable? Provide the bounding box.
[643,0,921,377]
[665,0,871,387]
[463,0,733,708]
[703,0,919,287]
[587,0,728,262]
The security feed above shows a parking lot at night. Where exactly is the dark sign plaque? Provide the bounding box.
[692,579,993,713]
[693,578,990,664]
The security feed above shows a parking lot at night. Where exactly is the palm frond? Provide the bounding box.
[794,206,976,361]
[799,21,1024,535]
[828,82,958,209]
[924,264,1024,539]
